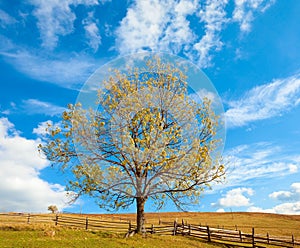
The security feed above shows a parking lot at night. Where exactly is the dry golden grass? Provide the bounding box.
[1,212,300,247]
[89,212,300,237]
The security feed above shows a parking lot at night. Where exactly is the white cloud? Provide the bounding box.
[192,89,217,103]
[288,164,298,173]
[33,120,53,136]
[224,143,300,187]
[83,11,101,52]
[0,47,99,87]
[225,73,300,128]
[28,0,100,49]
[115,0,197,54]
[0,9,17,28]
[269,183,300,202]
[271,202,300,214]
[22,99,66,116]
[0,117,69,212]
[248,200,300,215]
[212,187,254,208]
[247,183,300,215]
[232,0,276,32]
[189,0,229,67]
[247,206,275,213]
[116,0,230,68]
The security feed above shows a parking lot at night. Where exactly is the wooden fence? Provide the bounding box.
[169,221,300,247]
[0,213,130,233]
[1,213,299,247]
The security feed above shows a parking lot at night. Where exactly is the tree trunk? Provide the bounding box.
[136,197,146,233]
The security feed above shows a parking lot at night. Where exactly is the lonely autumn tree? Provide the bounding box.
[40,55,225,233]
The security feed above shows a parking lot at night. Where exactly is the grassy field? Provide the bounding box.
[0,225,227,248]
[1,212,300,247]
[99,211,300,237]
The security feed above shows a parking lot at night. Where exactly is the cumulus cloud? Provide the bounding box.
[212,187,254,208]
[0,117,69,212]
[269,183,300,202]
[248,183,300,214]
[225,73,300,128]
[248,203,300,214]
[115,1,198,56]
[116,0,230,68]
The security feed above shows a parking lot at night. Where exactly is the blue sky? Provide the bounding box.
[1,0,300,214]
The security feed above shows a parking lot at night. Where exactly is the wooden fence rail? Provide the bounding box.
[171,222,300,248]
[1,213,299,247]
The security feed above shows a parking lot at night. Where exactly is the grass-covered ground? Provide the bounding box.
[1,212,299,247]
[110,211,300,237]
[0,226,227,248]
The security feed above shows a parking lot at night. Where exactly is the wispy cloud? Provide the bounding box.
[0,43,100,87]
[189,0,229,67]
[83,11,101,52]
[0,117,69,212]
[28,0,100,49]
[1,0,276,86]
[0,9,17,28]
[232,0,276,32]
[225,142,299,187]
[225,73,300,128]
[22,99,66,116]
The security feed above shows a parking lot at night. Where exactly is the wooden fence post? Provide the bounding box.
[27,214,30,224]
[173,220,177,236]
[55,214,58,226]
[207,226,211,242]
[267,233,269,244]
[159,218,161,225]
[85,217,89,230]
[252,227,255,248]
[128,221,132,232]
[292,234,295,246]
[188,224,191,235]
[239,230,242,242]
